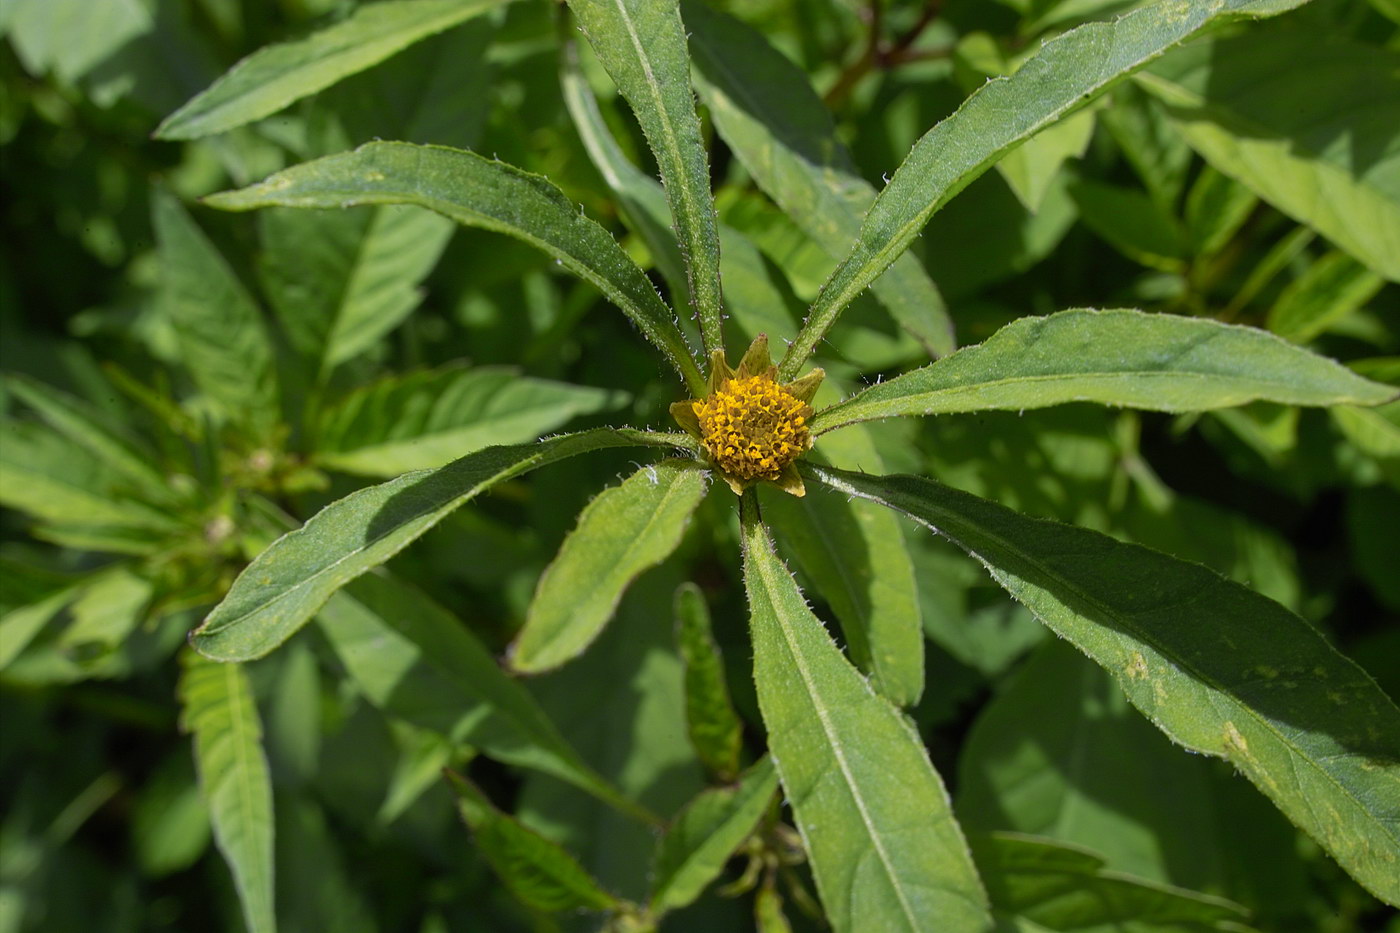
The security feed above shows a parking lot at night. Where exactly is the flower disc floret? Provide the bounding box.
[694,374,812,481]
[670,334,824,497]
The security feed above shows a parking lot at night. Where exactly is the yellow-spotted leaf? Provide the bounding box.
[808,464,1400,906]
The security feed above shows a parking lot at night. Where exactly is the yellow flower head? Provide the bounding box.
[670,335,824,497]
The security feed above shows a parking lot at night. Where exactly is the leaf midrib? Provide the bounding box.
[217,663,273,932]
[169,2,477,131]
[752,530,920,931]
[815,368,1368,433]
[608,0,713,313]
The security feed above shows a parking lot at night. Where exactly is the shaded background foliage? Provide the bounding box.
[1,0,1398,931]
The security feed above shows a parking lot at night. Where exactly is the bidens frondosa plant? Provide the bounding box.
[670,335,823,496]
[123,0,1400,931]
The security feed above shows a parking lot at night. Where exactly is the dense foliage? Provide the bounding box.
[2,1,1398,932]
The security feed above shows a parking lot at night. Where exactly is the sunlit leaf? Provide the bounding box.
[686,2,954,357]
[741,500,990,933]
[191,429,695,662]
[511,460,708,674]
[155,0,510,139]
[205,142,705,394]
[1139,27,1400,281]
[814,310,1396,434]
[179,650,276,933]
[780,0,1311,379]
[650,756,779,914]
[567,0,724,350]
[315,365,622,476]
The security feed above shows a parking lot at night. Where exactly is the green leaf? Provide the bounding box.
[191,428,694,662]
[315,365,622,476]
[510,460,708,674]
[674,583,744,781]
[560,44,688,300]
[1183,165,1257,257]
[132,752,212,878]
[0,420,176,531]
[4,0,151,84]
[561,53,800,352]
[566,0,724,352]
[813,310,1397,434]
[1267,251,1384,344]
[179,650,276,933]
[760,482,926,707]
[807,464,1400,906]
[0,584,80,671]
[1138,28,1400,282]
[260,205,454,376]
[740,499,991,933]
[685,2,954,358]
[767,383,925,708]
[153,189,280,439]
[1067,176,1187,266]
[54,565,152,664]
[650,756,779,914]
[205,141,705,394]
[975,833,1251,932]
[5,374,165,495]
[958,640,1231,886]
[155,0,510,139]
[778,0,1311,380]
[447,771,621,914]
[317,573,643,819]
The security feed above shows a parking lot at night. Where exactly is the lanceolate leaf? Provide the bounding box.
[510,460,708,674]
[675,583,744,781]
[808,465,1400,906]
[447,772,620,914]
[205,142,704,395]
[5,374,166,495]
[0,420,177,531]
[559,43,688,296]
[191,429,695,662]
[1138,28,1400,282]
[155,0,510,139]
[650,756,779,914]
[317,574,645,820]
[566,0,725,352]
[974,833,1250,931]
[315,365,622,476]
[778,0,1312,380]
[740,500,990,933]
[260,205,454,376]
[179,651,276,933]
[763,390,924,707]
[153,190,281,439]
[685,1,954,358]
[813,310,1396,434]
